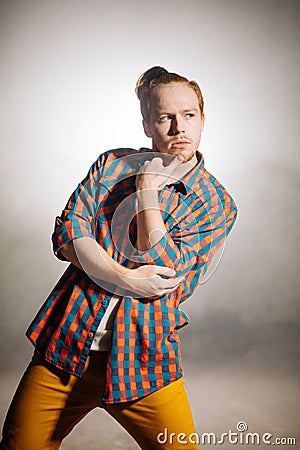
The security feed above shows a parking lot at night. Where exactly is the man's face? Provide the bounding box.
[143,83,205,162]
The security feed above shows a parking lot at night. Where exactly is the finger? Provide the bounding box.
[151,157,164,164]
[165,155,184,172]
[137,160,150,174]
[157,286,182,296]
[159,276,185,289]
[153,266,177,278]
[143,157,163,171]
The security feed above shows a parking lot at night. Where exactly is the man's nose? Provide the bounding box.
[171,116,185,134]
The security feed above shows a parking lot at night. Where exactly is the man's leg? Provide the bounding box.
[105,378,200,450]
[0,351,108,450]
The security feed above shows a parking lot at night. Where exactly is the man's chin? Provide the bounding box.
[173,148,195,162]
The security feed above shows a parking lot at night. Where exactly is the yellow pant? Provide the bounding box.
[0,352,199,450]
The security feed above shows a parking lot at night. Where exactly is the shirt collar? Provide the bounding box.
[177,150,204,195]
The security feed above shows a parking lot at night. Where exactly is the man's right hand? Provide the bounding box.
[116,265,184,299]
[60,237,183,299]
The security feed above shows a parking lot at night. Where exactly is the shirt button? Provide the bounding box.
[87,332,94,338]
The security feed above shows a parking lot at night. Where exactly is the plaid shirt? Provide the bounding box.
[26,148,237,404]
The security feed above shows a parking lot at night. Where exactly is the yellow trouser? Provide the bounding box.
[0,352,199,450]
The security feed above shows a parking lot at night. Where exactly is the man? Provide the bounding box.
[0,66,237,449]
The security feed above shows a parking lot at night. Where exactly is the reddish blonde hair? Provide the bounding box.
[135,66,204,122]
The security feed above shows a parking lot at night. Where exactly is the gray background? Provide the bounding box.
[0,0,299,448]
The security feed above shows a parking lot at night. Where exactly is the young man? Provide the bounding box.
[0,66,237,449]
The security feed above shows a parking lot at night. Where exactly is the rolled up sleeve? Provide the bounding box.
[52,155,105,260]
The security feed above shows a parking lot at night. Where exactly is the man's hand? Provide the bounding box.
[116,265,184,298]
[136,155,184,191]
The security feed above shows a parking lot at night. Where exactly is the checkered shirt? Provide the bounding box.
[26,147,238,404]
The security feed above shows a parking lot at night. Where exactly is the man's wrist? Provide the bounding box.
[114,263,130,278]
[136,187,159,208]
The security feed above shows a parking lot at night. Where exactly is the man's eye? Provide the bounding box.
[159,115,172,122]
[186,113,195,118]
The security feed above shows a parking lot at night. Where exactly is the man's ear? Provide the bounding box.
[142,119,152,138]
[201,113,205,131]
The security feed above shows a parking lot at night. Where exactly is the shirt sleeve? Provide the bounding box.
[51,153,106,261]
[135,187,238,301]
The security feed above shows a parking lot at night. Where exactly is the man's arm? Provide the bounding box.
[52,153,183,299]
[135,156,184,251]
[60,237,183,298]
[134,155,238,301]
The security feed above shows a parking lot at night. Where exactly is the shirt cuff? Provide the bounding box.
[52,218,95,260]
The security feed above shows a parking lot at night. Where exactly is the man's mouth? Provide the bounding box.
[171,140,190,149]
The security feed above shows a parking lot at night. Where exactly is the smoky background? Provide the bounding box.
[0,0,299,448]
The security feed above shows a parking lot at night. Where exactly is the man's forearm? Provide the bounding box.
[60,236,182,298]
[136,188,167,251]
[60,237,129,285]
[135,155,184,252]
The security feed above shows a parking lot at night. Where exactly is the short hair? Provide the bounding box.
[135,66,204,122]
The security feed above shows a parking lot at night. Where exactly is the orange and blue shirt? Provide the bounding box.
[26,148,238,404]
